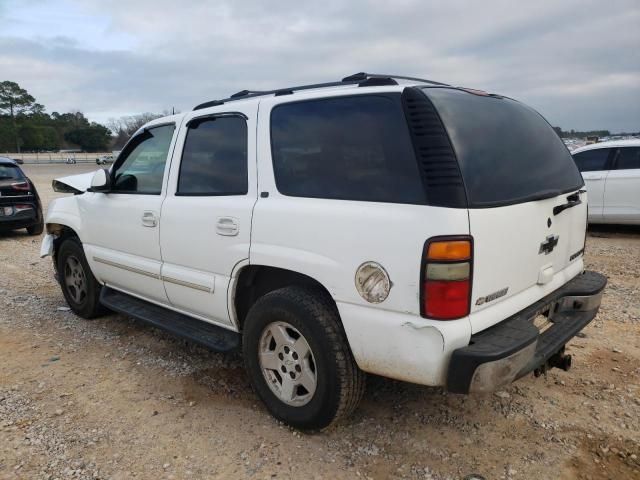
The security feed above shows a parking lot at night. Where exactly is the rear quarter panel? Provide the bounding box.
[252,91,471,318]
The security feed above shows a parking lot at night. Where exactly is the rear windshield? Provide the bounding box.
[0,164,23,180]
[423,88,584,207]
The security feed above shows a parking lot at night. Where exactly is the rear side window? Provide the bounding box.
[270,94,426,204]
[177,116,248,196]
[0,165,23,180]
[424,88,584,207]
[615,147,640,170]
[572,149,612,172]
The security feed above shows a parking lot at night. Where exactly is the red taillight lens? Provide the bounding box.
[11,181,30,191]
[424,279,470,319]
[421,237,472,320]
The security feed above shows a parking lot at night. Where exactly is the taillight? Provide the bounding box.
[14,204,33,213]
[11,181,30,191]
[421,237,473,320]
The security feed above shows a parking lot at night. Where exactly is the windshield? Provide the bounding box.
[0,164,23,180]
[423,88,584,207]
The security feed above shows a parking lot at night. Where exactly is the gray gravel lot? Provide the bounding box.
[0,164,638,480]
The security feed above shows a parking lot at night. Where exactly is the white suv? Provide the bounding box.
[41,73,607,429]
[572,139,640,224]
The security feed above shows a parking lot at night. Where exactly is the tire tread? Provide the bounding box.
[57,236,106,319]
[245,286,365,429]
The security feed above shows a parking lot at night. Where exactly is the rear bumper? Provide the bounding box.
[0,208,39,230]
[447,270,607,394]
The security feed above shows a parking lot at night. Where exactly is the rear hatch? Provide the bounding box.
[423,87,587,333]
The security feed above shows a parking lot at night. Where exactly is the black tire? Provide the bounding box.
[243,286,366,430]
[56,237,106,319]
[26,221,43,236]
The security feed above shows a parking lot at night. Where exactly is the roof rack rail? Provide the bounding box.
[192,72,448,111]
[342,72,449,86]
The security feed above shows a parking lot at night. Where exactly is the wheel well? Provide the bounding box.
[234,266,336,331]
[48,224,79,267]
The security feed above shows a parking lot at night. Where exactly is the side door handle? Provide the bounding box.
[216,217,239,236]
[142,211,158,227]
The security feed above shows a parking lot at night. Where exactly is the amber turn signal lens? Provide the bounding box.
[427,240,471,261]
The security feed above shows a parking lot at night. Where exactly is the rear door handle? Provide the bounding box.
[142,211,158,227]
[216,217,239,236]
[553,191,586,216]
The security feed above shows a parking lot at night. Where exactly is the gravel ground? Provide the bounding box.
[0,163,638,480]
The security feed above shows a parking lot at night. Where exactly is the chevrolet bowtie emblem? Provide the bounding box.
[539,234,559,255]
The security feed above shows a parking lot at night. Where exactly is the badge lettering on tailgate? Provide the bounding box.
[475,287,509,306]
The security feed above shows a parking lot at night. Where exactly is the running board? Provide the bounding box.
[99,287,240,352]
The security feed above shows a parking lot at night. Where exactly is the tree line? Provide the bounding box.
[0,80,168,153]
[552,126,638,139]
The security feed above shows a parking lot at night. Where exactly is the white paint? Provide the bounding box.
[468,191,587,333]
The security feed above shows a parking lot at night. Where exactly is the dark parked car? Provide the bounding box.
[0,157,43,235]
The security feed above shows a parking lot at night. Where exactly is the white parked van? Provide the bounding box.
[41,73,606,429]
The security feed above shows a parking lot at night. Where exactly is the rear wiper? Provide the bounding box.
[553,192,582,216]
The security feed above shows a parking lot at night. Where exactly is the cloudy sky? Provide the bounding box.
[1,0,638,131]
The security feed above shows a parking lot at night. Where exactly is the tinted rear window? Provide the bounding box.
[0,164,23,180]
[424,88,584,207]
[572,148,612,172]
[270,94,426,204]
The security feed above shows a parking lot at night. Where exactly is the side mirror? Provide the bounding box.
[89,169,111,192]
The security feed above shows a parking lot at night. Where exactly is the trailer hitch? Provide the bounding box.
[534,347,572,377]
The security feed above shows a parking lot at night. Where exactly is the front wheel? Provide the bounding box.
[243,286,365,430]
[56,237,106,319]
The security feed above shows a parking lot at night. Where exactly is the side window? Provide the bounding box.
[270,95,426,204]
[572,148,611,172]
[177,116,248,195]
[112,124,175,194]
[615,147,640,170]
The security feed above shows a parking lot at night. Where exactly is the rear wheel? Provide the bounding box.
[243,286,365,430]
[56,237,105,319]
[26,221,43,236]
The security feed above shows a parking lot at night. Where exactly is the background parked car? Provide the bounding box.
[572,139,640,225]
[96,154,114,165]
[0,156,44,235]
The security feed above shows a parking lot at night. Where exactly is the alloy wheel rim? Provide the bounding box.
[64,255,87,304]
[258,321,317,407]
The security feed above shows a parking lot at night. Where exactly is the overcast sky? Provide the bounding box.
[1,0,638,132]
